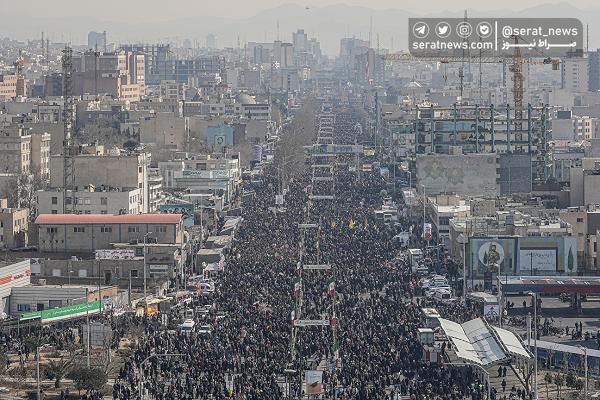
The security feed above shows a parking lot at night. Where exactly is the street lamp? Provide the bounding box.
[578,345,588,400]
[528,291,538,400]
[457,233,468,300]
[283,368,297,400]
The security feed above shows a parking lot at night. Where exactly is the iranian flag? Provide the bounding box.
[330,311,337,326]
[327,279,336,297]
[293,278,301,297]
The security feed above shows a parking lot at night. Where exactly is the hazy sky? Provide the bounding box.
[4,0,599,20]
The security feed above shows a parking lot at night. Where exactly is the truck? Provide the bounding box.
[408,248,424,273]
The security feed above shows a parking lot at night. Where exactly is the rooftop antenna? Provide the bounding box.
[369,16,373,48]
[586,24,589,53]
[277,20,280,41]
[62,46,76,214]
[46,38,50,68]
[103,30,107,52]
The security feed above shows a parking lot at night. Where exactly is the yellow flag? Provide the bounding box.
[348,218,356,230]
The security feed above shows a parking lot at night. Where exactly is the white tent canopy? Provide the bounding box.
[438,317,531,366]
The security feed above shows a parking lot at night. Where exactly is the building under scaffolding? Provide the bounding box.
[413,104,551,185]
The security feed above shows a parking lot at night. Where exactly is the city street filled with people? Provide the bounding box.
[109,105,486,400]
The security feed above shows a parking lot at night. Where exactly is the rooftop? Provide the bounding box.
[35,214,182,225]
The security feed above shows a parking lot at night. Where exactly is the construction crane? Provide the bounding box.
[382,51,558,105]
[62,46,76,214]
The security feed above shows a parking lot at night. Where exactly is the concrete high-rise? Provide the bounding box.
[561,56,589,93]
[206,33,218,49]
[87,31,106,49]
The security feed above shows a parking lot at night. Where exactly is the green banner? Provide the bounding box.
[20,300,101,323]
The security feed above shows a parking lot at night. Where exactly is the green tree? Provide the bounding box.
[44,357,73,388]
[0,349,9,375]
[554,373,565,400]
[544,373,553,400]
[68,365,108,395]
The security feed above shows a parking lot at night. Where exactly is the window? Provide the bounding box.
[438,217,451,226]
[51,196,58,205]
[100,226,112,233]
[155,226,167,233]
[130,270,139,278]
[101,197,108,206]
[48,300,62,309]
[101,210,107,214]
[84,198,91,205]
[78,269,87,278]
[17,304,31,312]
[52,269,62,277]
[51,210,58,214]
[577,217,584,223]
[73,227,85,233]
[128,226,139,233]
[46,227,58,234]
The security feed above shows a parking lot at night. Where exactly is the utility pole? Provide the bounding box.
[86,287,90,367]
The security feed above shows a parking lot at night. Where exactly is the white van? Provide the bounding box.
[180,319,195,333]
[433,289,454,303]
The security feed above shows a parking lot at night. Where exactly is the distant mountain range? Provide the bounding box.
[1,2,599,56]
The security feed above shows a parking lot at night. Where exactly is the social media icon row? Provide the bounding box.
[413,21,493,39]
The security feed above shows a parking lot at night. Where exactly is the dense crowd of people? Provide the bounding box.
[108,107,492,400]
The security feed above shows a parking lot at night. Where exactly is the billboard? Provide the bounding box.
[207,124,234,147]
[304,370,324,395]
[469,238,517,279]
[160,204,194,227]
[517,236,577,275]
[469,236,577,279]
[21,301,101,323]
[519,248,557,273]
[416,154,498,196]
[95,249,135,260]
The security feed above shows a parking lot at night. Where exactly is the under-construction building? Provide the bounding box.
[409,104,553,198]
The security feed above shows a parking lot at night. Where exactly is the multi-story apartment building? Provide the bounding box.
[72,51,145,102]
[0,126,31,174]
[36,186,143,215]
[30,132,51,179]
[35,213,184,253]
[0,74,18,101]
[48,151,150,213]
[0,204,29,249]
[561,56,589,93]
